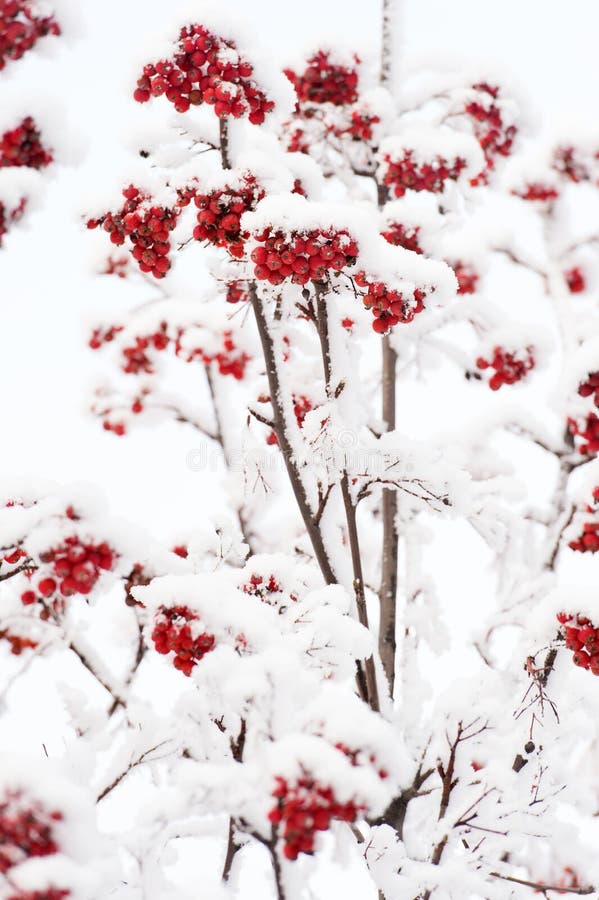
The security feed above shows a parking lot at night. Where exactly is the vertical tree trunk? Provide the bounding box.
[378,0,401,695]
[379,337,398,694]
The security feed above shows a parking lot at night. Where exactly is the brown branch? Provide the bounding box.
[96,742,168,802]
[249,281,336,585]
[219,118,231,170]
[488,871,594,895]
[0,559,37,581]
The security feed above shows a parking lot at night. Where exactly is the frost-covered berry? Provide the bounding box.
[513,183,559,203]
[0,628,38,655]
[565,266,585,293]
[20,535,116,609]
[552,146,589,183]
[268,775,363,860]
[354,271,426,333]
[476,345,535,390]
[464,83,517,184]
[450,260,479,294]
[87,186,181,279]
[568,413,599,456]
[285,50,359,107]
[192,174,264,258]
[382,150,467,198]
[151,604,215,675]
[250,227,358,285]
[0,789,63,873]
[134,23,275,123]
[0,1,60,71]
[381,222,423,254]
[0,117,52,169]
[557,612,599,675]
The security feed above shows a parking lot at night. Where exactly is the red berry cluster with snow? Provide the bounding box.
[475,345,535,390]
[333,109,381,143]
[226,280,249,304]
[450,261,479,295]
[191,174,264,258]
[134,23,274,122]
[0,628,38,655]
[20,535,115,609]
[87,186,180,279]
[381,150,468,198]
[513,182,559,203]
[355,271,426,333]
[285,51,359,107]
[250,227,358,285]
[568,413,599,457]
[464,82,517,184]
[0,1,60,71]
[269,774,363,860]
[568,372,599,456]
[557,612,599,674]
[0,789,63,874]
[0,117,52,169]
[381,221,423,254]
[552,145,589,184]
[151,604,215,676]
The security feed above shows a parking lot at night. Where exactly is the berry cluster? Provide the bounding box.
[552,146,589,183]
[286,127,310,155]
[269,775,363,860]
[250,228,358,285]
[450,261,479,294]
[0,628,38,655]
[333,110,380,143]
[88,325,123,351]
[381,222,423,254]
[285,51,359,107]
[0,117,52,169]
[0,196,26,247]
[192,175,264,258]
[513,183,559,203]
[464,83,517,184]
[20,536,115,608]
[120,324,169,375]
[568,488,599,553]
[354,272,426,333]
[183,330,250,380]
[475,345,535,390]
[151,605,215,676]
[242,573,284,603]
[134,23,274,122]
[0,790,62,874]
[565,266,585,293]
[0,1,60,71]
[87,186,180,279]
[226,281,249,304]
[568,413,599,456]
[381,150,467,198]
[557,612,599,673]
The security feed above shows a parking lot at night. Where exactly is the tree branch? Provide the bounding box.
[249,281,336,585]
